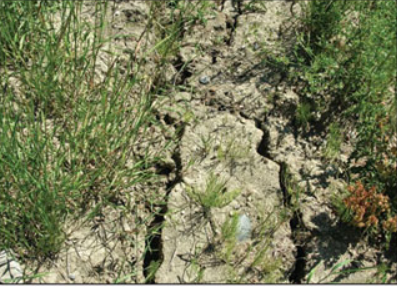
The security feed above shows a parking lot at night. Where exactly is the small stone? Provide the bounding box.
[199,76,210,85]
[68,274,76,281]
[236,214,251,242]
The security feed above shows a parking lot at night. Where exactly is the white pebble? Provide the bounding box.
[68,274,76,281]
[199,76,210,85]
[236,214,251,242]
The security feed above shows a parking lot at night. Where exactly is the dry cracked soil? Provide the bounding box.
[1,0,396,284]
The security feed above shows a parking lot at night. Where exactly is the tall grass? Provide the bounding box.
[0,1,157,258]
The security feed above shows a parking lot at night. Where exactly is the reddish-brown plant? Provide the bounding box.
[344,181,395,233]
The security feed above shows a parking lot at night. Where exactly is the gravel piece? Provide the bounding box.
[199,76,210,85]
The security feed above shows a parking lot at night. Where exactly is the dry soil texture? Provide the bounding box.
[4,0,395,284]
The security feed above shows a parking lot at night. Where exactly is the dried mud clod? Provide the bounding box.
[155,111,296,283]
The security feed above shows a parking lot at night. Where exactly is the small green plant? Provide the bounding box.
[186,173,240,237]
[281,163,305,210]
[372,263,392,284]
[220,213,239,262]
[186,173,241,213]
[191,259,205,283]
[295,102,312,130]
[177,244,207,283]
[144,260,161,283]
[114,272,137,284]
[216,138,250,164]
[306,259,381,284]
[323,122,342,162]
[242,0,267,13]
[198,134,214,160]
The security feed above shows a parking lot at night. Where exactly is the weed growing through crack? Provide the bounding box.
[143,259,161,283]
[281,164,304,212]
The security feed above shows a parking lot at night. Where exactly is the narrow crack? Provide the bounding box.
[219,0,227,12]
[279,162,308,284]
[143,125,184,283]
[143,43,192,281]
[211,50,218,64]
[254,119,309,284]
[172,55,193,85]
[225,0,242,46]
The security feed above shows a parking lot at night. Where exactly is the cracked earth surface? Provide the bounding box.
[4,0,394,284]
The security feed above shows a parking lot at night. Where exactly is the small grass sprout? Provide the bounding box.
[186,173,241,212]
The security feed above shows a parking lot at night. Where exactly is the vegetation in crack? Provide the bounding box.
[279,163,309,284]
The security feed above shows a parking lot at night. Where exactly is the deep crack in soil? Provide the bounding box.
[280,162,309,284]
[255,119,310,284]
[143,138,184,283]
[143,53,190,282]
